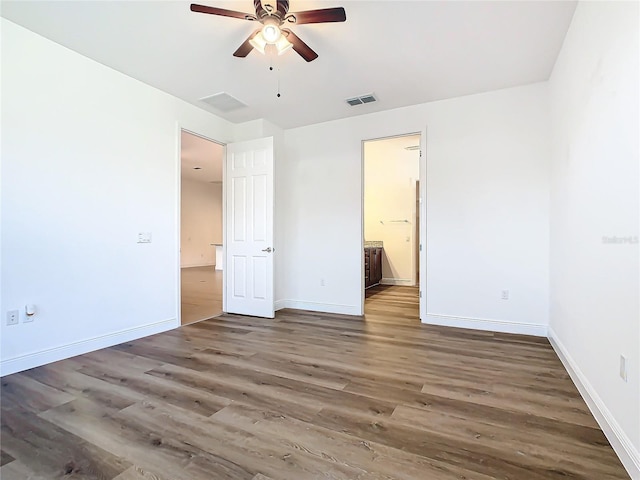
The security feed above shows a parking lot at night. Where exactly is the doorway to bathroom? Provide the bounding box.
[363,133,421,321]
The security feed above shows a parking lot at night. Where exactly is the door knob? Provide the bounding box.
[261,247,272,253]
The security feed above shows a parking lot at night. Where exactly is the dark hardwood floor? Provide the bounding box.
[1,286,629,479]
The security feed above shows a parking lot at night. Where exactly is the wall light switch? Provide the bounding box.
[137,232,152,243]
[23,304,35,323]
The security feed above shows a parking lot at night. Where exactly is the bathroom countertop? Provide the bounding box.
[364,241,383,248]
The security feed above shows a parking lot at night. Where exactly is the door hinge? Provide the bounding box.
[419,244,422,252]
[419,290,422,298]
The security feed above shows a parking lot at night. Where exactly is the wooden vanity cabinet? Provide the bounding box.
[364,247,383,289]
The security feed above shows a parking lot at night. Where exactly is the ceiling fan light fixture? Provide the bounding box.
[261,20,281,43]
[274,35,293,55]
[249,32,268,54]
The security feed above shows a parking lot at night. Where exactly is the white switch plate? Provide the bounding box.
[137,232,152,243]
[620,355,628,382]
[23,311,34,323]
[501,290,509,300]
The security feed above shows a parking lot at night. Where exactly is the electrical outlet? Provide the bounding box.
[137,232,152,243]
[6,310,19,326]
[501,290,509,300]
[620,355,628,382]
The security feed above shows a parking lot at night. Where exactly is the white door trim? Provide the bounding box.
[419,126,427,322]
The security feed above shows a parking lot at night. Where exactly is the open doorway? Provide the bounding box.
[363,134,421,321]
[180,130,224,325]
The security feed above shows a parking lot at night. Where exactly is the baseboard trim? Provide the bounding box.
[274,300,361,316]
[548,327,640,479]
[0,318,178,377]
[380,278,416,286]
[423,313,547,337]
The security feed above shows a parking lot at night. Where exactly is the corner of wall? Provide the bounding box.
[548,327,640,479]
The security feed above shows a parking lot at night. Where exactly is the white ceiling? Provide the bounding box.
[181,131,224,183]
[1,0,577,129]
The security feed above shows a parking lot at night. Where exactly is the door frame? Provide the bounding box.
[360,130,427,320]
[176,126,227,325]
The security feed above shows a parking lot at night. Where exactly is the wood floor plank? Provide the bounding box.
[75,360,231,417]
[391,404,623,479]
[143,363,328,422]
[23,365,141,412]
[68,346,166,373]
[112,465,167,480]
[2,403,131,478]
[0,285,630,479]
[313,406,590,480]
[211,402,497,480]
[251,474,275,480]
[0,449,15,467]
[0,459,48,479]
[118,399,366,480]
[40,398,248,480]
[147,361,397,419]
[187,348,351,390]
[1,373,75,413]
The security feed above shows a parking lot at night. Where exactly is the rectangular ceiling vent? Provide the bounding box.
[200,92,248,112]
[405,145,420,151]
[346,93,377,106]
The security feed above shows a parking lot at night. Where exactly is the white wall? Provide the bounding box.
[548,2,639,476]
[364,138,420,285]
[280,82,550,333]
[180,179,222,268]
[0,19,234,375]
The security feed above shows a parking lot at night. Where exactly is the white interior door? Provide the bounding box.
[225,136,274,318]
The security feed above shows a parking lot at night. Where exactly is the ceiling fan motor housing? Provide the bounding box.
[254,0,289,23]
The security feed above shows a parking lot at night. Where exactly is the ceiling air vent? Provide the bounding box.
[346,93,377,106]
[200,92,248,112]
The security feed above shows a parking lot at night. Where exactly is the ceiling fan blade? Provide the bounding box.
[233,29,261,57]
[288,7,346,25]
[282,28,318,62]
[190,4,255,21]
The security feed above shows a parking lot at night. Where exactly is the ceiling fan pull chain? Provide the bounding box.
[268,54,281,98]
[277,69,281,98]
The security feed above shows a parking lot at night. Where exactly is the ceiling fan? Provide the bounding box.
[190,0,346,62]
